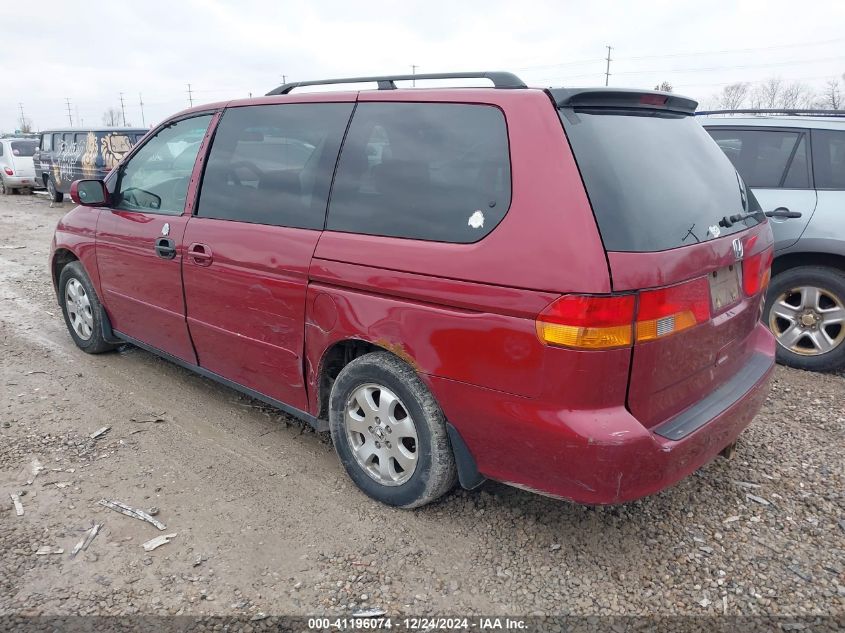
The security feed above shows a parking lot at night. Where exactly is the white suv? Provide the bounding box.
[700,111,845,371]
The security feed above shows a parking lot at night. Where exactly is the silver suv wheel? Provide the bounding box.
[769,285,845,356]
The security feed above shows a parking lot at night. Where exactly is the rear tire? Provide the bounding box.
[58,262,115,354]
[329,352,457,508]
[47,176,64,203]
[0,178,11,195]
[764,266,845,372]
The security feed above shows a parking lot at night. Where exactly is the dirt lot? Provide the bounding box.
[1,193,843,620]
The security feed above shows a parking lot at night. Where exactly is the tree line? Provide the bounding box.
[712,75,843,111]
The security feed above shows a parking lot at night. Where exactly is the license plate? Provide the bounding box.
[709,264,741,312]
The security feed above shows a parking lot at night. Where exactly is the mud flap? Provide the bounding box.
[99,306,123,345]
[446,423,486,490]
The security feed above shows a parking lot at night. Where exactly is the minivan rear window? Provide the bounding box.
[559,109,759,252]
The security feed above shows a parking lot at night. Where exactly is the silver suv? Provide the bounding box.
[700,111,845,372]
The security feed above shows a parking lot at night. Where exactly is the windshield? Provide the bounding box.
[10,141,37,157]
[559,109,760,252]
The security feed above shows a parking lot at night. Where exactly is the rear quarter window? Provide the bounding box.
[811,129,845,189]
[326,102,512,243]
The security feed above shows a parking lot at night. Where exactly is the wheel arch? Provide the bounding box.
[51,247,79,299]
[313,337,484,490]
[772,251,845,277]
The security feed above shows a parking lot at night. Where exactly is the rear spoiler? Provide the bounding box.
[548,88,698,115]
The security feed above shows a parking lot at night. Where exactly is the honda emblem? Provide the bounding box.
[732,238,744,260]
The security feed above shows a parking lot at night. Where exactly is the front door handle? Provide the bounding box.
[154,237,176,260]
[188,242,213,266]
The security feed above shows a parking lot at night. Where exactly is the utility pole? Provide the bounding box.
[281,74,287,84]
[139,93,146,127]
[411,64,418,87]
[17,103,25,129]
[604,45,612,86]
[187,83,194,107]
[65,98,73,126]
[119,92,127,126]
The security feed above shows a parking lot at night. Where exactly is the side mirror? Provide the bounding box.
[71,180,109,207]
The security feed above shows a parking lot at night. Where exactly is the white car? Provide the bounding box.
[0,138,38,194]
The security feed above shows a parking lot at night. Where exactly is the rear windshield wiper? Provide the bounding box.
[719,207,802,228]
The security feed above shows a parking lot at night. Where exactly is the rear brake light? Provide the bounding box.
[3,167,12,176]
[635,277,711,342]
[537,278,714,350]
[640,94,668,106]
[536,295,635,349]
[742,247,774,296]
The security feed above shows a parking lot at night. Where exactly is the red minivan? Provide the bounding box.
[50,72,775,508]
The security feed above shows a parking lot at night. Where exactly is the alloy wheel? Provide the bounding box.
[769,285,845,356]
[344,383,419,486]
[65,278,94,340]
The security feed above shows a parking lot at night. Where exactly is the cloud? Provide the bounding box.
[4,0,845,131]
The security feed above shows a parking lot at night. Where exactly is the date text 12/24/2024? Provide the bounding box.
[307,617,528,630]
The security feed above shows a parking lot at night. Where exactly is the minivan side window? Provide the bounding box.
[196,103,354,230]
[327,103,512,243]
[41,135,52,151]
[708,128,809,189]
[114,114,212,215]
[811,129,845,190]
[53,134,63,151]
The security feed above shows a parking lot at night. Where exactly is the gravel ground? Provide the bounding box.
[0,193,843,622]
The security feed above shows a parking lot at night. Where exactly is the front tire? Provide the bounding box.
[58,262,114,354]
[47,176,64,203]
[329,352,457,508]
[764,266,845,372]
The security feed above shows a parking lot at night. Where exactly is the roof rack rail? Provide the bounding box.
[266,71,527,96]
[696,108,845,117]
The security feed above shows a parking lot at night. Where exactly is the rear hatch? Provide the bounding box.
[554,88,773,430]
[9,140,37,179]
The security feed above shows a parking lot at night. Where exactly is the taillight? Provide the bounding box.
[536,295,635,349]
[3,167,12,176]
[636,277,711,342]
[536,278,712,350]
[742,247,774,296]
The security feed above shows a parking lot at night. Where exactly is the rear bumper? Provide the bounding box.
[3,175,36,187]
[430,323,775,504]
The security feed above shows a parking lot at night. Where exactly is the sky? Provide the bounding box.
[3,0,844,132]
